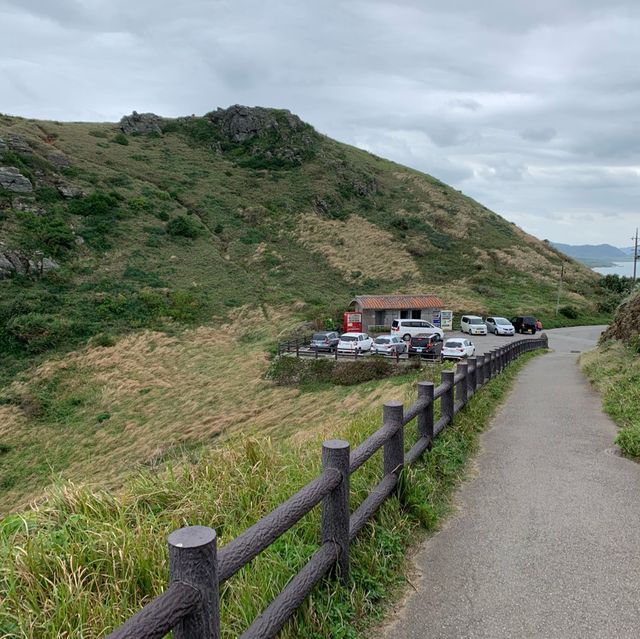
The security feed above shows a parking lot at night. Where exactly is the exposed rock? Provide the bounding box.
[0,167,33,193]
[13,199,47,216]
[0,137,6,152]
[0,250,59,278]
[120,111,164,135]
[48,151,70,169]
[57,183,83,199]
[205,105,318,165]
[603,291,640,346]
[352,176,378,197]
[8,133,32,154]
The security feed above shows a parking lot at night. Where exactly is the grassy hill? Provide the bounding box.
[0,105,607,510]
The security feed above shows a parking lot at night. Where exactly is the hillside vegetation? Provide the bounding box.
[0,105,607,510]
[581,290,640,457]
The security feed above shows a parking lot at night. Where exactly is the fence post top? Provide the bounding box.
[323,439,349,451]
[441,369,455,376]
[383,400,403,408]
[417,380,434,389]
[168,525,216,549]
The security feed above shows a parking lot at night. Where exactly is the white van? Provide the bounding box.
[391,318,444,340]
[460,315,487,335]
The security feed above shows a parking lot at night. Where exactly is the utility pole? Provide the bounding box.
[555,261,564,316]
[632,228,639,284]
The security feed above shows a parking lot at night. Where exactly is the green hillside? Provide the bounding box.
[0,106,608,510]
[0,106,602,381]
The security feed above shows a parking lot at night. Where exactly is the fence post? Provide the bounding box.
[296,340,300,358]
[383,401,404,480]
[475,355,484,387]
[322,439,350,584]
[168,526,219,639]
[417,381,434,446]
[467,357,477,395]
[441,370,455,427]
[484,352,491,384]
[456,361,468,407]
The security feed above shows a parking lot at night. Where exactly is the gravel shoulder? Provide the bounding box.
[382,325,640,639]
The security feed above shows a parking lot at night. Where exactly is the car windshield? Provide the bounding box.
[412,338,430,346]
[341,336,357,342]
[494,318,510,325]
[312,333,328,340]
[469,318,483,324]
[523,316,535,323]
[375,338,390,344]
[445,341,462,348]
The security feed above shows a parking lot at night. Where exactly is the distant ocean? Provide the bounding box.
[592,261,636,277]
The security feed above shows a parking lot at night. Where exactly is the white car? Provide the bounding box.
[485,316,515,336]
[337,332,373,353]
[391,318,444,341]
[371,334,406,355]
[442,338,475,360]
[460,315,487,336]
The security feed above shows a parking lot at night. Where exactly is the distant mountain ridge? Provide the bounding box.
[551,242,628,261]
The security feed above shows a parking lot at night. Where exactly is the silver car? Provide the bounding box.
[485,317,515,336]
[371,335,407,355]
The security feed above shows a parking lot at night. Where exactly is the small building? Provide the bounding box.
[350,294,444,331]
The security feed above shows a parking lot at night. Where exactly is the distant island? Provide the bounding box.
[551,242,635,267]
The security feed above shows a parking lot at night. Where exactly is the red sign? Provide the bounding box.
[344,312,362,332]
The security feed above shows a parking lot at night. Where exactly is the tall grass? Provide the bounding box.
[580,340,640,457]
[0,352,543,638]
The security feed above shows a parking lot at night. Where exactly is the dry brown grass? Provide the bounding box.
[296,214,420,283]
[0,308,415,513]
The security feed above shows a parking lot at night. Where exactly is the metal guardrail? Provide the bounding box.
[107,334,548,639]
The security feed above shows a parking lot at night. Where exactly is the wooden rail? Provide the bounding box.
[106,334,548,639]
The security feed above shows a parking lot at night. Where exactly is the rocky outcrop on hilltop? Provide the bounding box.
[120,111,164,135]
[603,290,640,346]
[204,105,320,166]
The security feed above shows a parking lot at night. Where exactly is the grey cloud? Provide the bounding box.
[520,127,557,142]
[1,0,640,244]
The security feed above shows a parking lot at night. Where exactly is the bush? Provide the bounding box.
[166,215,201,238]
[6,313,71,352]
[559,305,579,319]
[16,212,75,258]
[331,357,393,385]
[111,132,129,145]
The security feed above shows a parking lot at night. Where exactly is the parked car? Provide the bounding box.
[442,338,475,360]
[371,335,407,355]
[485,317,515,336]
[391,318,444,341]
[408,333,443,359]
[511,316,537,334]
[337,332,373,353]
[460,315,487,335]
[310,331,340,352]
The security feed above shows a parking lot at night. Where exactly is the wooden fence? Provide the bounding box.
[107,334,548,639]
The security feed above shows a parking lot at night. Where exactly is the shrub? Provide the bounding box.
[91,333,116,348]
[111,132,129,145]
[559,305,579,319]
[68,191,121,218]
[331,357,393,386]
[6,313,71,352]
[166,215,202,238]
[16,212,75,258]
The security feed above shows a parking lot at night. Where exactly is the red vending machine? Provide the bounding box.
[343,312,363,333]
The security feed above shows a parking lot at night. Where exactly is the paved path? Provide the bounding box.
[383,326,640,639]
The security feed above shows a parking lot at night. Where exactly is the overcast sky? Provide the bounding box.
[1,0,639,246]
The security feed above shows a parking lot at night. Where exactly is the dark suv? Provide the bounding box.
[408,333,443,359]
[510,316,537,334]
[310,331,340,352]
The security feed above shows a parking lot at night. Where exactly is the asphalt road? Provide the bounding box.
[382,326,640,639]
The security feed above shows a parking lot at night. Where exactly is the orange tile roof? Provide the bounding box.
[352,295,443,310]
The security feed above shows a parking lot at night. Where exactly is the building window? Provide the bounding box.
[375,311,385,325]
[400,310,409,319]
[411,309,422,319]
